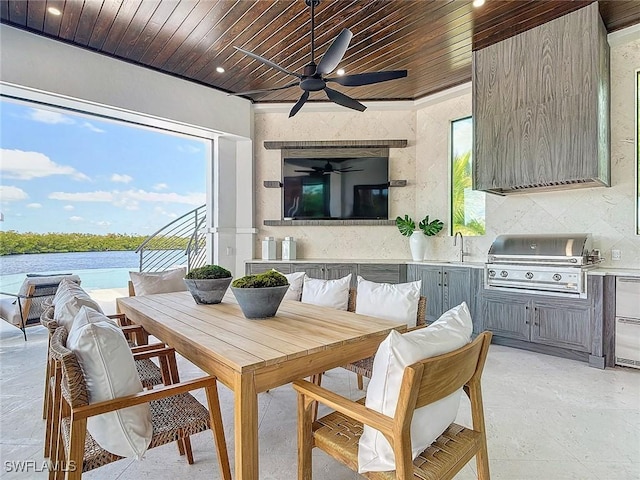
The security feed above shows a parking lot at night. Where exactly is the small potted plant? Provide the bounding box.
[230,270,290,319]
[396,214,444,261]
[184,265,232,304]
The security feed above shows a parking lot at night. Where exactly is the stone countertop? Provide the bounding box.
[246,259,640,275]
[588,267,640,277]
[246,258,486,268]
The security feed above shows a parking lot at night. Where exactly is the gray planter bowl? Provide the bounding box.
[184,277,232,304]
[231,285,289,319]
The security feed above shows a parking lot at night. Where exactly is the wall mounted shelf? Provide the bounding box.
[264,219,396,226]
[263,139,408,150]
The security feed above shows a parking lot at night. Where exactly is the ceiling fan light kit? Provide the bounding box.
[233,0,407,117]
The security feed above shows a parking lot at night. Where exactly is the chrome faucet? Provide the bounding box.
[453,232,469,262]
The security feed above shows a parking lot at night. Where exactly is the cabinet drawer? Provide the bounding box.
[616,277,640,319]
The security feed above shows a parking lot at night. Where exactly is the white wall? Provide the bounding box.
[0,25,255,276]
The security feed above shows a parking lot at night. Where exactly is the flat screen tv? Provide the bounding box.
[282,155,389,220]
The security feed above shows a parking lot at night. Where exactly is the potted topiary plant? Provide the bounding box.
[184,265,233,304]
[230,270,290,319]
[396,214,444,261]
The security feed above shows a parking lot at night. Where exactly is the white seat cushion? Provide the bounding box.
[129,267,188,296]
[275,270,305,301]
[355,276,422,327]
[358,302,473,473]
[52,279,103,331]
[67,306,153,459]
[301,274,351,310]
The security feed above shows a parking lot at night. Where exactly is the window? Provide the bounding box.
[450,117,485,236]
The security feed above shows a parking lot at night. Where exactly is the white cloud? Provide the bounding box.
[26,203,42,208]
[1,149,90,181]
[94,220,111,227]
[81,122,105,133]
[111,173,133,184]
[63,205,74,211]
[49,189,205,206]
[28,108,75,125]
[69,216,84,222]
[153,183,169,191]
[0,185,29,202]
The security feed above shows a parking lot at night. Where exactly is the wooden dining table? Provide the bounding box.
[116,290,406,480]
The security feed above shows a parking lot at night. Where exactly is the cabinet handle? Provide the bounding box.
[443,271,448,287]
[438,271,442,287]
[525,320,529,324]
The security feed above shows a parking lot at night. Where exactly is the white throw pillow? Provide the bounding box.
[358,302,473,473]
[274,270,305,301]
[301,274,351,310]
[67,306,153,459]
[129,267,188,295]
[355,276,422,327]
[53,279,104,331]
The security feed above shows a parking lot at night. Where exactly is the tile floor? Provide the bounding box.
[1,299,639,480]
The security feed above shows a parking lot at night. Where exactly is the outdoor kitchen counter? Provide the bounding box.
[247,259,486,268]
[588,267,640,277]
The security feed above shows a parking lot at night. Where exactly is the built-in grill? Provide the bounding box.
[485,234,602,298]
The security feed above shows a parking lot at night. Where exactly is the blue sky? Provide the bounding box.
[0,99,208,235]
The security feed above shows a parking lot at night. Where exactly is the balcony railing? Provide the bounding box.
[135,204,207,273]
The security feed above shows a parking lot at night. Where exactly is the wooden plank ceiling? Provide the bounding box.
[2,0,639,104]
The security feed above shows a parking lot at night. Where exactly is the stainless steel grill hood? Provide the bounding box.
[487,234,599,266]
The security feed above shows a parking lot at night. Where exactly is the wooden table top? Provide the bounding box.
[116,291,405,375]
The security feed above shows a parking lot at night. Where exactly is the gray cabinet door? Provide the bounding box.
[325,264,358,287]
[357,264,406,284]
[469,269,485,334]
[407,265,444,323]
[482,294,530,341]
[291,263,325,279]
[246,263,292,275]
[443,267,471,312]
[531,301,591,352]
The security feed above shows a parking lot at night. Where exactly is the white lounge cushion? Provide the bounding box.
[275,270,305,301]
[301,274,351,310]
[0,274,81,326]
[358,302,473,473]
[355,276,422,327]
[67,306,153,459]
[129,267,188,295]
[53,279,103,331]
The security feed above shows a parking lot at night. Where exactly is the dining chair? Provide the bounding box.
[40,306,164,459]
[344,289,427,390]
[293,331,492,480]
[47,325,231,480]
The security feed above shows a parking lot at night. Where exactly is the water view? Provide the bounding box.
[0,250,186,292]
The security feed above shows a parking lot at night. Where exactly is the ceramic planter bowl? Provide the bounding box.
[184,277,232,304]
[231,285,289,319]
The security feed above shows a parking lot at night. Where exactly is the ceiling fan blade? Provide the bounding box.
[327,70,408,87]
[289,91,310,117]
[316,28,353,75]
[234,46,302,78]
[324,86,366,112]
[231,81,300,96]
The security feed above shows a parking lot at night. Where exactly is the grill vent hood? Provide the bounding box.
[472,3,610,195]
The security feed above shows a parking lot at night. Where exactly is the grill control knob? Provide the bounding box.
[500,270,508,278]
[553,273,562,281]
[488,269,496,278]
[525,272,534,279]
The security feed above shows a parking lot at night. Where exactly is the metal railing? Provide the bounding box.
[135,204,208,273]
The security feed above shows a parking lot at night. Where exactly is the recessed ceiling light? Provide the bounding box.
[336,68,345,76]
[47,7,62,15]
[216,67,225,73]
[472,0,485,7]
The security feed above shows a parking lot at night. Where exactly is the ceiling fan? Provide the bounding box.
[294,160,363,175]
[232,0,407,117]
